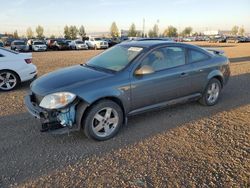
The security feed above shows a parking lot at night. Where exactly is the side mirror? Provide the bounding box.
[135,65,155,75]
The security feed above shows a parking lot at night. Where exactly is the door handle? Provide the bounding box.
[180,72,188,77]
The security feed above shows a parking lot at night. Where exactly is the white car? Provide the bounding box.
[0,48,37,91]
[69,40,88,50]
[85,37,109,50]
[32,41,47,52]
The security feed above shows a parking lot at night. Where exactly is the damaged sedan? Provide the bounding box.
[25,40,230,141]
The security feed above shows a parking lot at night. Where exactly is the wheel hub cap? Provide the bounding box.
[92,107,119,137]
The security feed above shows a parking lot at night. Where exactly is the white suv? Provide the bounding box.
[32,41,47,52]
[85,37,109,50]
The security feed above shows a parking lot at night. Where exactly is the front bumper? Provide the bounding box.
[25,93,77,133]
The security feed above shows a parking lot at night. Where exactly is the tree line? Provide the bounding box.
[6,23,246,40]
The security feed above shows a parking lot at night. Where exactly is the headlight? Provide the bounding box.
[39,92,76,109]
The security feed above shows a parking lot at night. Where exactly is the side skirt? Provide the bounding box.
[128,93,202,116]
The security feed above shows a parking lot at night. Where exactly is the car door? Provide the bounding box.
[186,48,212,93]
[130,45,195,111]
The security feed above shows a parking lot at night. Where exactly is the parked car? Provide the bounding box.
[0,48,37,91]
[103,38,120,47]
[32,41,47,52]
[50,40,70,50]
[4,38,15,46]
[0,41,3,47]
[226,36,246,43]
[69,40,88,50]
[85,37,109,49]
[25,41,230,141]
[65,40,72,46]
[10,40,29,52]
[209,36,227,43]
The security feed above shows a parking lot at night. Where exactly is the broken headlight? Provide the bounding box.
[39,92,76,109]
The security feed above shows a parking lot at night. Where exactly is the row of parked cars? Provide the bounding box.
[208,36,250,43]
[1,37,118,52]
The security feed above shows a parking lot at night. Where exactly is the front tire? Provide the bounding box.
[82,100,123,141]
[199,78,221,106]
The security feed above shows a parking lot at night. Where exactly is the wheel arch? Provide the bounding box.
[0,69,21,82]
[76,95,127,130]
[207,70,224,88]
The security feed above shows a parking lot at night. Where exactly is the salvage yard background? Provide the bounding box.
[0,42,249,187]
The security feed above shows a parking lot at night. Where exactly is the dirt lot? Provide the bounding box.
[0,42,249,187]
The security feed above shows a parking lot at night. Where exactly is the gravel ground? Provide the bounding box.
[0,42,249,187]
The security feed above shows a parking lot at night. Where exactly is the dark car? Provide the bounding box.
[103,38,120,47]
[50,40,70,50]
[0,41,3,47]
[25,41,230,141]
[10,40,29,52]
[226,36,246,43]
[209,36,227,43]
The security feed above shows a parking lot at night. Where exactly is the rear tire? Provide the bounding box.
[199,78,221,106]
[0,70,20,91]
[82,100,123,141]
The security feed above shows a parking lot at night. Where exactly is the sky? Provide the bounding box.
[0,0,249,36]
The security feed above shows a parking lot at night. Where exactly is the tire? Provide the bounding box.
[199,78,221,106]
[82,100,123,141]
[0,70,20,91]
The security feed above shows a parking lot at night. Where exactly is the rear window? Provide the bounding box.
[188,50,210,63]
[0,48,19,54]
[14,42,25,45]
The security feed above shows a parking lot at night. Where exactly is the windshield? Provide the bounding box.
[86,46,143,71]
[34,42,44,45]
[94,38,102,41]
[14,42,25,45]
[76,41,84,44]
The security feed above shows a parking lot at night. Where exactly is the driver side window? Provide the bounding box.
[140,46,186,71]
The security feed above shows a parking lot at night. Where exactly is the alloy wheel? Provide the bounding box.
[0,72,17,91]
[91,107,119,138]
[207,82,220,104]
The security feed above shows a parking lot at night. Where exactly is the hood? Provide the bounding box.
[31,65,111,96]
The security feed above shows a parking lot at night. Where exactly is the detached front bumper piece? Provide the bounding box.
[24,93,80,133]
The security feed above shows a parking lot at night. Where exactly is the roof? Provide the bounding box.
[119,40,175,48]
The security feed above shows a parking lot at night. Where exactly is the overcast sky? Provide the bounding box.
[0,0,249,36]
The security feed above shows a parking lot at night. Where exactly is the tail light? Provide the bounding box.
[25,59,32,64]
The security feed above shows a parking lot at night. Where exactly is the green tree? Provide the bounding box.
[79,25,86,39]
[181,27,193,37]
[238,26,245,36]
[64,25,70,39]
[128,23,137,37]
[231,26,239,36]
[69,25,78,39]
[26,27,33,39]
[163,26,178,37]
[36,25,44,38]
[13,30,19,39]
[148,24,159,37]
[110,22,119,38]
[50,34,56,39]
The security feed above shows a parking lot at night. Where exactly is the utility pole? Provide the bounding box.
[143,18,145,37]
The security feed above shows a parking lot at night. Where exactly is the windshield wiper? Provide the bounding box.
[82,63,116,73]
